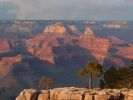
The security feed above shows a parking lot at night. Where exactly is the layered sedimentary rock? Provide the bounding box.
[103,36,133,67]
[44,22,67,35]
[80,27,110,64]
[68,25,79,32]
[108,36,125,45]
[83,27,95,37]
[0,55,21,76]
[68,25,81,35]
[26,23,110,64]
[0,39,10,53]
[26,22,68,63]
[26,34,59,63]
[16,87,133,100]
[116,46,133,59]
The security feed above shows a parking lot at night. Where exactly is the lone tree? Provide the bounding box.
[39,76,53,90]
[78,62,104,89]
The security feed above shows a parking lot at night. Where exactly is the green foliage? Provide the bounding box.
[104,60,133,89]
[104,66,119,88]
[39,76,53,90]
[78,61,104,89]
[77,68,87,77]
[83,62,104,78]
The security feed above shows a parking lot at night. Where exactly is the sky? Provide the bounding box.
[0,0,133,20]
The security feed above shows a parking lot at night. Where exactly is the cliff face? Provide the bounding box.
[80,27,110,64]
[16,87,133,100]
[116,47,133,59]
[44,22,67,35]
[0,39,10,53]
[0,55,21,76]
[26,23,110,64]
[0,21,133,100]
[104,37,133,67]
[26,22,133,67]
[68,25,81,35]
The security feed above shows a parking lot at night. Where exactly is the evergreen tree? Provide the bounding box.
[39,76,53,90]
[104,66,120,88]
[78,62,104,89]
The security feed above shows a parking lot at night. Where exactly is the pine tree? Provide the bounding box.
[39,76,53,90]
[78,62,104,89]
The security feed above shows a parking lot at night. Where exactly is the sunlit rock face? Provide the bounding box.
[84,27,95,37]
[68,25,79,32]
[26,34,55,63]
[68,25,81,35]
[116,46,133,59]
[26,23,110,64]
[80,27,110,64]
[0,55,21,76]
[0,39,10,53]
[103,37,133,68]
[44,22,67,36]
[16,87,133,100]
[108,36,126,45]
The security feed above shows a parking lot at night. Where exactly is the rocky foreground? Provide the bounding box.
[16,87,133,100]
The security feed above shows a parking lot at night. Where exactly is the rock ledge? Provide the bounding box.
[16,87,133,100]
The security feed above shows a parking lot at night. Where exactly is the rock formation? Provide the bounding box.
[80,27,110,64]
[108,36,125,45]
[44,22,67,35]
[68,25,79,32]
[16,87,133,100]
[26,23,110,64]
[68,25,81,35]
[0,39,10,53]
[84,27,95,37]
[0,55,22,76]
[116,46,133,59]
[0,21,133,100]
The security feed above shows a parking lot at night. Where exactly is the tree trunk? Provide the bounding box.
[47,85,49,90]
[89,74,92,89]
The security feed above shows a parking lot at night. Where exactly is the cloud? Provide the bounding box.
[0,1,18,19]
[0,0,133,20]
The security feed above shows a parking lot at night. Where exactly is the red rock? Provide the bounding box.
[84,27,95,37]
[0,39,10,53]
[0,55,22,76]
[26,24,110,64]
[111,58,126,67]
[68,25,81,35]
[80,27,110,64]
[44,22,67,35]
[68,25,79,32]
[116,47,133,59]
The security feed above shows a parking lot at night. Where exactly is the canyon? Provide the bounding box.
[0,21,133,99]
[26,23,110,64]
